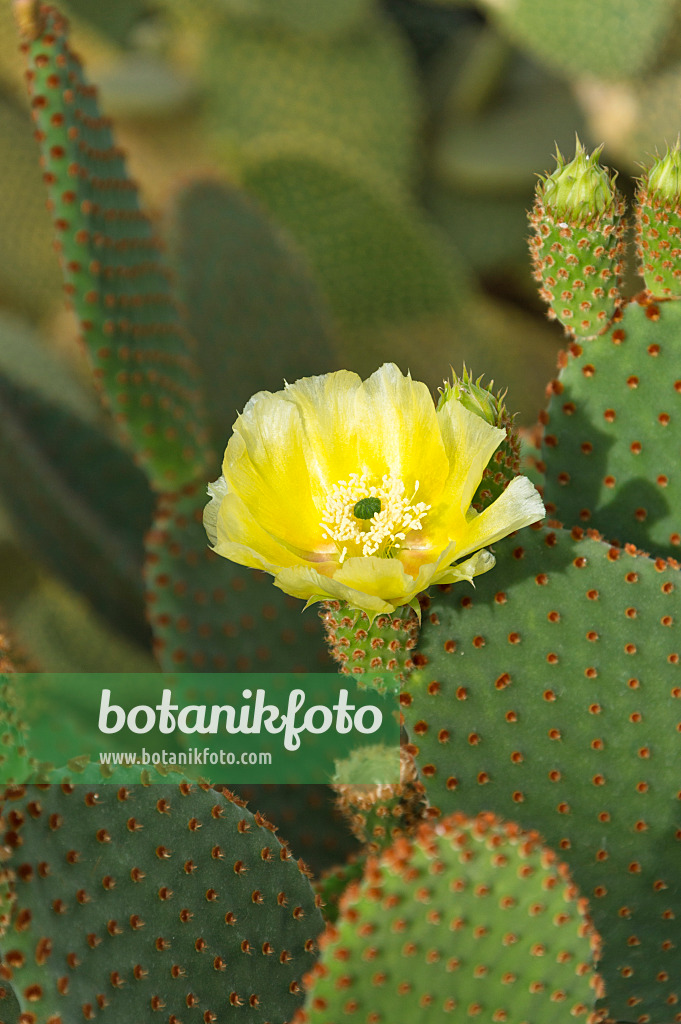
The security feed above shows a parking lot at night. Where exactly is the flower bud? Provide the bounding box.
[540,141,617,224]
[437,365,504,427]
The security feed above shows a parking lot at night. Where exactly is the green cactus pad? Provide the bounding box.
[238,143,471,379]
[636,144,681,297]
[313,857,365,925]
[224,784,361,879]
[319,603,419,695]
[205,0,372,38]
[0,544,157,674]
[144,483,331,672]
[529,143,626,339]
[169,179,339,445]
[297,812,604,1023]
[0,780,324,1022]
[0,978,21,1024]
[29,757,194,787]
[331,746,426,854]
[203,15,418,192]
[19,6,209,488]
[402,525,681,1021]
[0,310,97,423]
[0,371,154,646]
[0,674,33,787]
[0,93,61,320]
[479,0,677,81]
[540,295,681,559]
[60,0,148,47]
[433,47,586,197]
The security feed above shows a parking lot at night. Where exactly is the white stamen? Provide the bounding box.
[320,472,431,561]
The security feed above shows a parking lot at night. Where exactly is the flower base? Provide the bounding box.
[319,600,419,694]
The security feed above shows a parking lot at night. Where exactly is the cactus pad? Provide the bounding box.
[203,15,418,191]
[540,295,681,559]
[223,784,361,880]
[169,179,339,446]
[313,858,365,926]
[19,6,209,488]
[529,143,625,339]
[238,144,470,379]
[0,370,154,645]
[635,144,681,298]
[331,746,427,854]
[319,603,419,695]
[0,780,324,1022]
[0,672,32,788]
[210,0,372,38]
[144,484,331,672]
[479,0,677,81]
[403,525,681,1021]
[296,812,604,1023]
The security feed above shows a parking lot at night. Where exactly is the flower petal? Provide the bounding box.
[203,475,229,547]
[334,554,417,603]
[436,399,506,516]
[432,548,496,585]
[354,363,449,498]
[279,369,364,503]
[223,391,326,552]
[455,475,545,560]
[212,490,323,572]
[274,564,395,615]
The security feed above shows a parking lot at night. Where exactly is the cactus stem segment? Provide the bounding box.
[635,140,681,297]
[529,139,626,339]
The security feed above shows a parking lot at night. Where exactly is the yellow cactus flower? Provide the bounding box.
[204,364,545,617]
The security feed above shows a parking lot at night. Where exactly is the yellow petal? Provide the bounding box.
[431,548,496,585]
[223,391,326,553]
[274,564,395,615]
[436,399,506,516]
[455,475,545,560]
[203,475,229,547]
[334,554,416,602]
[279,369,364,504]
[354,363,449,498]
[282,363,449,507]
[212,490,325,572]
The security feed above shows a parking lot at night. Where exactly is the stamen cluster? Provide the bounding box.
[320,472,430,563]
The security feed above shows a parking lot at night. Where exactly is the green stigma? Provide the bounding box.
[353,496,381,520]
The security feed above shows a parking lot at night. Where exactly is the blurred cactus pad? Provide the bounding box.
[2,1,681,1022]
